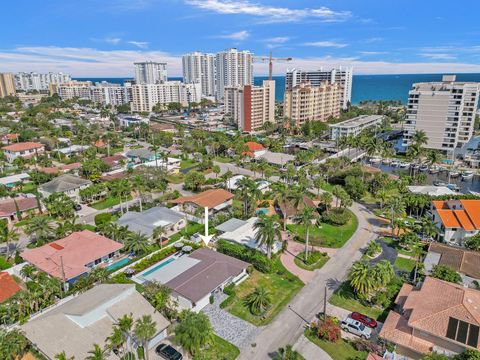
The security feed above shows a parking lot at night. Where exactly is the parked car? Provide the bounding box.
[155,344,183,360]
[350,312,378,328]
[73,204,82,211]
[340,317,372,339]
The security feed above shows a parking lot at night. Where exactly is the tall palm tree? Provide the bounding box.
[371,260,394,288]
[254,215,281,259]
[124,232,150,255]
[86,344,109,360]
[0,227,19,260]
[348,261,374,298]
[117,314,134,353]
[134,315,157,360]
[294,206,316,261]
[236,177,260,218]
[106,326,124,354]
[245,286,272,315]
[25,215,54,245]
[272,182,289,230]
[412,129,428,148]
[386,195,405,236]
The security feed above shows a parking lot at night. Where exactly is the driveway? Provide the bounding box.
[369,239,397,266]
[202,292,261,350]
[238,202,382,360]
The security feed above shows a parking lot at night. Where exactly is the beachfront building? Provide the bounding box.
[2,141,45,163]
[21,230,123,283]
[403,75,480,151]
[224,80,275,133]
[130,81,201,112]
[0,73,16,98]
[216,48,254,101]
[431,200,480,246]
[38,174,92,203]
[134,61,167,84]
[55,80,92,100]
[329,115,384,141]
[284,81,342,127]
[286,67,353,110]
[380,277,480,358]
[22,284,170,359]
[14,72,71,91]
[182,52,216,98]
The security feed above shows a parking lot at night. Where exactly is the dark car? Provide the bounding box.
[73,204,82,211]
[350,312,377,328]
[155,344,183,360]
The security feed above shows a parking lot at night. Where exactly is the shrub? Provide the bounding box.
[220,294,235,309]
[94,212,112,226]
[223,283,235,296]
[431,265,462,284]
[132,247,178,272]
[322,208,351,226]
[365,241,381,257]
[353,339,383,355]
[216,240,273,273]
[209,295,214,304]
[314,316,341,343]
[0,256,11,270]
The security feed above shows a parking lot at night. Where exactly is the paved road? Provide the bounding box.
[238,201,383,359]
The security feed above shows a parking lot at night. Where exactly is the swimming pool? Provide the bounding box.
[256,208,269,215]
[142,258,176,277]
[106,257,130,272]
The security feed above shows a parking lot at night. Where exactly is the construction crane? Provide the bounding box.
[254,50,292,80]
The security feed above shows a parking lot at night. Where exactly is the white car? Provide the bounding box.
[340,316,372,339]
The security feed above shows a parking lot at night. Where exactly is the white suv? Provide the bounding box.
[340,316,372,339]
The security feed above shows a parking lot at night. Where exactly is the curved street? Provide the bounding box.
[238,201,384,359]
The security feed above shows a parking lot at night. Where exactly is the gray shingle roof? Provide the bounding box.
[117,206,185,237]
[39,174,91,193]
[215,218,247,233]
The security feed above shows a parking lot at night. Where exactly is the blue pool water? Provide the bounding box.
[142,258,176,277]
[256,208,269,215]
[106,257,130,271]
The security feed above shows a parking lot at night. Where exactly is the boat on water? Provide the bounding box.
[419,165,429,172]
[369,156,382,164]
[390,160,400,167]
[429,165,440,174]
[462,171,475,180]
[447,184,460,192]
[449,170,460,178]
[382,158,392,165]
[399,162,410,168]
[433,181,448,187]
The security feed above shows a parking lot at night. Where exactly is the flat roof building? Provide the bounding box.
[329,115,383,141]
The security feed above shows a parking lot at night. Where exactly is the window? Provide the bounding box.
[446,317,479,348]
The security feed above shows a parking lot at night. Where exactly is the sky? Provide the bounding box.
[1,0,480,77]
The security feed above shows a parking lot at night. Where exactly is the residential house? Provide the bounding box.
[100,154,127,170]
[21,230,123,283]
[278,195,317,223]
[57,144,90,157]
[431,200,480,245]
[172,189,234,217]
[424,242,480,287]
[38,174,92,203]
[137,156,181,174]
[243,141,267,157]
[117,206,186,238]
[1,133,19,144]
[0,272,22,303]
[22,284,170,359]
[125,148,159,164]
[2,141,45,163]
[380,277,480,358]
[0,196,39,223]
[39,163,82,176]
[215,217,282,254]
[135,248,249,312]
[0,172,30,188]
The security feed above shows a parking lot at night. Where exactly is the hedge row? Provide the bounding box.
[216,240,273,273]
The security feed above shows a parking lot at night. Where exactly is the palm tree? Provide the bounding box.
[134,315,157,360]
[386,195,405,236]
[236,177,260,218]
[152,226,165,248]
[254,215,281,259]
[86,344,109,360]
[25,215,54,245]
[245,286,272,315]
[0,227,19,260]
[371,260,394,288]
[294,206,316,261]
[426,149,440,166]
[348,261,374,298]
[272,182,289,230]
[376,188,390,211]
[412,129,428,148]
[318,191,333,211]
[174,311,214,356]
[106,326,124,355]
[54,351,75,360]
[124,231,149,255]
[273,345,302,360]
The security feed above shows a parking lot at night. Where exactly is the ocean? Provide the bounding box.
[75,73,480,104]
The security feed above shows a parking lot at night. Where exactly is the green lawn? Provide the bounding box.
[167,173,185,184]
[225,261,304,326]
[194,335,240,360]
[304,329,367,360]
[180,159,199,169]
[294,251,330,271]
[328,282,384,320]
[394,257,416,272]
[320,182,335,193]
[91,196,121,210]
[168,222,215,242]
[287,209,358,248]
[381,237,422,257]
[17,182,38,194]
[214,156,233,163]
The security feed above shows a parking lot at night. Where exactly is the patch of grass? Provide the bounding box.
[294,251,330,271]
[320,182,335,193]
[91,196,121,210]
[167,173,184,184]
[381,237,420,257]
[288,209,358,248]
[214,156,233,163]
[194,335,240,360]
[328,282,384,320]
[168,222,215,242]
[225,260,303,326]
[304,328,367,360]
[17,182,38,194]
[180,159,199,169]
[394,257,416,272]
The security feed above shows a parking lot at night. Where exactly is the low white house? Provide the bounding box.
[2,141,45,163]
[38,174,92,203]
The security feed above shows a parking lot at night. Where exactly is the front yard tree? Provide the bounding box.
[134,315,157,360]
[431,265,462,284]
[124,232,149,255]
[348,261,374,299]
[245,286,272,315]
[294,206,316,261]
[254,214,281,259]
[184,171,205,192]
[174,311,213,356]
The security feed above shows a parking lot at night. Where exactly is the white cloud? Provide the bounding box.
[216,30,250,40]
[2,46,480,77]
[185,0,352,23]
[359,51,389,55]
[419,53,457,60]
[91,37,122,45]
[128,41,149,49]
[264,37,290,44]
[303,41,348,48]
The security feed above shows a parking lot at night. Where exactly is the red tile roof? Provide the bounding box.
[0,272,21,302]
[2,142,44,152]
[433,200,480,230]
[0,197,38,217]
[245,141,265,152]
[21,230,123,281]
[172,189,234,209]
[60,162,82,171]
[101,155,127,167]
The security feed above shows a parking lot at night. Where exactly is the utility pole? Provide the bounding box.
[323,284,327,320]
[60,255,67,294]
